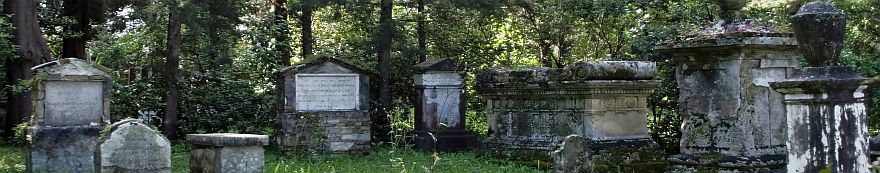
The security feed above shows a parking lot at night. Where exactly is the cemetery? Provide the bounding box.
[0,0,879,173]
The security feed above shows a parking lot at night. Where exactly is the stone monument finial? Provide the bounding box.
[790,2,846,67]
[716,0,747,24]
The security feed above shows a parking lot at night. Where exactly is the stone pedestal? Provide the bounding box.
[276,58,372,155]
[187,133,269,173]
[475,61,665,171]
[411,59,477,152]
[657,33,799,171]
[27,58,112,173]
[769,2,870,172]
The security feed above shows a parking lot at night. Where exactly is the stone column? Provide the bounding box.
[411,58,477,152]
[771,2,870,172]
[27,58,112,173]
[656,1,800,171]
[475,61,665,172]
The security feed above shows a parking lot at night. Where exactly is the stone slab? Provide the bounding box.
[42,81,104,127]
[414,73,463,86]
[99,119,171,173]
[27,126,101,173]
[419,88,462,128]
[187,133,269,147]
[294,74,360,111]
[190,146,265,173]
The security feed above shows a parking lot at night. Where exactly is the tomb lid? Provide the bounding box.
[476,61,657,86]
[186,133,269,147]
[414,58,463,72]
[279,57,376,78]
[32,58,111,79]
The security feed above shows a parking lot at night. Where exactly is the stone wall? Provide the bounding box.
[475,61,662,168]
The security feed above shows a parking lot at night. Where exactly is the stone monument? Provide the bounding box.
[277,57,372,155]
[771,2,870,172]
[656,0,799,171]
[475,61,665,172]
[27,58,112,172]
[98,119,172,173]
[188,133,269,173]
[410,58,477,152]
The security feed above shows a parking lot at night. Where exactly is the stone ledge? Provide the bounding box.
[186,133,269,147]
[475,61,656,86]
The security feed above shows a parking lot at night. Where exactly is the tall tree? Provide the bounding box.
[300,0,313,59]
[163,2,182,139]
[3,0,51,137]
[275,0,292,64]
[61,0,104,59]
[375,0,393,142]
[417,0,426,62]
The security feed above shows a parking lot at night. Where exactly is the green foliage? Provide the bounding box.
[0,145,25,172]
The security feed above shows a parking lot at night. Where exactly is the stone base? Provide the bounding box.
[410,130,477,152]
[27,126,101,173]
[668,154,786,173]
[191,145,265,173]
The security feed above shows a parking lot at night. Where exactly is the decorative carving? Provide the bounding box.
[790,2,846,67]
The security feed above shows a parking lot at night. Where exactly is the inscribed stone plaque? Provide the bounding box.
[100,121,171,173]
[44,81,103,126]
[295,74,360,111]
[423,88,461,127]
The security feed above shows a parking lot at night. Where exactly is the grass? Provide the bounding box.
[1,142,545,173]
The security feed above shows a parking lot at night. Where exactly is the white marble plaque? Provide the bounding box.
[415,73,462,86]
[424,88,461,127]
[295,74,360,111]
[44,81,103,126]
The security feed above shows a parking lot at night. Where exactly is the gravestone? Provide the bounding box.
[656,1,799,171]
[549,135,590,173]
[27,58,112,173]
[277,57,372,155]
[98,119,171,173]
[188,133,269,173]
[475,61,665,172]
[410,58,476,152]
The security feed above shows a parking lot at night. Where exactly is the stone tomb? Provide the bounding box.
[28,58,112,173]
[656,25,799,172]
[475,61,665,171]
[277,57,372,155]
[99,119,172,173]
[410,59,477,152]
[188,133,269,173]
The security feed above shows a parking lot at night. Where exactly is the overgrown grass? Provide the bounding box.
[0,142,544,173]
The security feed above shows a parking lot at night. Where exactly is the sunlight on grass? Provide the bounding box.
[2,143,544,173]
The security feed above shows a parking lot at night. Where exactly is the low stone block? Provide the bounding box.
[27,126,101,173]
[99,119,171,173]
[187,133,268,173]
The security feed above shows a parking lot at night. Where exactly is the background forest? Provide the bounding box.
[0,0,878,156]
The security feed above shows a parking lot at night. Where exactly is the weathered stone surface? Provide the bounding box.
[475,61,660,167]
[550,135,590,173]
[277,57,372,155]
[187,133,269,147]
[411,60,477,152]
[31,58,112,126]
[790,2,846,67]
[658,29,798,171]
[27,126,101,173]
[188,133,268,173]
[99,119,171,173]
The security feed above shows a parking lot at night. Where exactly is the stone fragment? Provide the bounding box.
[550,135,590,173]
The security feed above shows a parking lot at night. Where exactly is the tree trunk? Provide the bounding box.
[375,0,393,142]
[300,0,313,59]
[3,0,51,137]
[163,7,182,139]
[274,0,291,65]
[61,0,89,59]
[417,0,426,62]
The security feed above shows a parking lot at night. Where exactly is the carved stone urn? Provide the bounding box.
[716,0,747,24]
[790,2,847,67]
